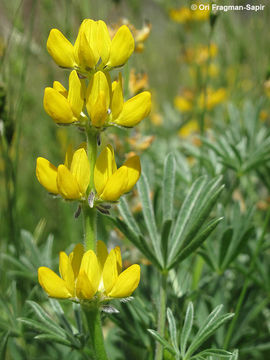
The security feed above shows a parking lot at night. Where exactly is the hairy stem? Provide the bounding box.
[155,272,168,360]
[84,307,108,360]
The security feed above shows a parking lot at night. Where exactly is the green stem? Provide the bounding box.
[83,206,97,251]
[86,126,98,192]
[155,272,168,360]
[83,126,98,251]
[84,307,108,360]
[223,205,270,349]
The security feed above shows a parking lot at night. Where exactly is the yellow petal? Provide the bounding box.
[90,91,109,127]
[76,270,95,299]
[47,29,75,68]
[108,264,140,298]
[82,19,100,65]
[94,145,117,196]
[53,81,68,97]
[79,250,101,295]
[44,87,75,124]
[97,20,111,64]
[38,267,71,299]
[68,70,84,118]
[103,249,118,295]
[86,71,110,127]
[69,243,84,278]
[57,165,82,200]
[70,148,90,195]
[111,73,124,119]
[59,252,75,296]
[97,240,108,271]
[114,91,151,127]
[75,30,96,70]
[100,166,129,201]
[107,25,134,68]
[123,156,141,193]
[36,157,58,194]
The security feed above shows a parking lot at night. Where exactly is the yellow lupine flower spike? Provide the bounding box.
[36,146,90,200]
[94,145,141,202]
[44,70,84,124]
[38,241,140,301]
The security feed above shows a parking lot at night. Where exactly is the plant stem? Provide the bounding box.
[83,206,97,251]
[155,272,168,360]
[223,205,270,349]
[84,307,108,360]
[86,126,98,192]
[83,126,98,251]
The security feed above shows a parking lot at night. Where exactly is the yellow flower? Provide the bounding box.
[43,70,84,124]
[174,96,193,113]
[178,120,200,138]
[36,145,90,200]
[47,19,134,73]
[86,71,151,128]
[198,88,227,110]
[129,69,149,96]
[94,145,141,202]
[38,241,140,301]
[169,6,209,24]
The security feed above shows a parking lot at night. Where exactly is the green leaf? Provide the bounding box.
[168,217,223,270]
[167,308,179,353]
[180,302,194,357]
[168,176,223,265]
[185,306,234,358]
[218,228,233,269]
[162,153,175,222]
[0,331,10,359]
[118,197,141,236]
[161,219,172,266]
[195,348,233,358]
[26,300,66,337]
[34,334,71,347]
[137,173,163,266]
[147,329,175,354]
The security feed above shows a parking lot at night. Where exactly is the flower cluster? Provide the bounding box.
[37,18,151,304]
[38,241,140,302]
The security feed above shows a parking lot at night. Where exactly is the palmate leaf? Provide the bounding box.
[167,176,223,268]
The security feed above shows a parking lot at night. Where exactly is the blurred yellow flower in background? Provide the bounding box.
[38,241,140,300]
[169,5,210,24]
[94,145,141,202]
[108,19,151,53]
